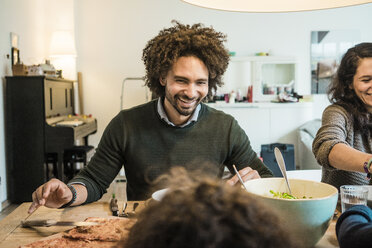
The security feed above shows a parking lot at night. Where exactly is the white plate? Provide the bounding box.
[151,188,169,201]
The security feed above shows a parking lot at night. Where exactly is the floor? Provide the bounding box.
[0,176,127,221]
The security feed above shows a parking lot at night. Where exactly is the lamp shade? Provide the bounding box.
[49,30,77,57]
[181,0,372,12]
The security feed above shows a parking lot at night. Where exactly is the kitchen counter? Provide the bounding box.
[207,101,317,168]
[0,200,338,247]
[207,101,314,109]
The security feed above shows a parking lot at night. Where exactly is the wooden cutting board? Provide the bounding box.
[19,216,133,248]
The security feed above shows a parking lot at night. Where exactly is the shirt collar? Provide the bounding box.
[157,97,201,127]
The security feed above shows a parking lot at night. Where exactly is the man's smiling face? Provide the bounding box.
[160,56,209,125]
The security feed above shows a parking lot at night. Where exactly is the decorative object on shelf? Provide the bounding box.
[229,90,236,104]
[246,85,253,103]
[11,47,19,66]
[12,63,27,76]
[39,60,57,76]
[181,0,371,12]
[10,32,20,66]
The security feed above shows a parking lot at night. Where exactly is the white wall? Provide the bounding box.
[75,0,372,146]
[0,0,74,206]
[0,0,47,208]
[1,0,372,205]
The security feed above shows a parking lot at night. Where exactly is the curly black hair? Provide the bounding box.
[328,42,372,133]
[142,20,230,99]
[118,168,301,248]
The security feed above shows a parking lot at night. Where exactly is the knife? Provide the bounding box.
[119,201,127,217]
[21,219,100,227]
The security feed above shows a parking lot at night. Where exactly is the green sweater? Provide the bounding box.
[71,100,273,201]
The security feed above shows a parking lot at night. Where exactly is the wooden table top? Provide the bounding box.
[0,201,338,248]
[0,201,144,248]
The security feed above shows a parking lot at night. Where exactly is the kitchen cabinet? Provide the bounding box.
[208,102,315,168]
[221,56,297,102]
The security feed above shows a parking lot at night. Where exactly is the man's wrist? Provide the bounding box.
[59,184,77,208]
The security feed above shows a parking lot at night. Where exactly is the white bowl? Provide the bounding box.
[151,188,169,201]
[243,178,338,247]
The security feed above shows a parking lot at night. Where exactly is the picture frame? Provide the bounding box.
[10,32,19,48]
[11,47,20,65]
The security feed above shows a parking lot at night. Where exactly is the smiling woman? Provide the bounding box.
[313,42,372,190]
[352,58,372,111]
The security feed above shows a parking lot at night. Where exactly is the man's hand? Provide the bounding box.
[226,166,260,186]
[28,178,73,214]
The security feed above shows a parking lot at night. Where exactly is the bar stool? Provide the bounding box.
[45,153,58,180]
[63,146,95,181]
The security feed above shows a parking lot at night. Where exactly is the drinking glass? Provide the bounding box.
[340,185,368,213]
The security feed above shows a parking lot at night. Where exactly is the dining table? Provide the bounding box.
[0,200,339,248]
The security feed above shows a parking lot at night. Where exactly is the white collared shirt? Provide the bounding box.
[157,98,201,127]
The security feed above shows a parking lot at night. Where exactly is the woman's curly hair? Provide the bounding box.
[142,20,230,99]
[328,42,372,132]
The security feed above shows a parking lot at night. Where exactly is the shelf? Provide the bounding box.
[207,101,313,109]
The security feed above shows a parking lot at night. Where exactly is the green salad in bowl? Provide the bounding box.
[244,178,338,248]
[269,190,313,199]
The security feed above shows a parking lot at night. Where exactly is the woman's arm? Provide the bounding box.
[329,143,372,172]
[313,105,372,172]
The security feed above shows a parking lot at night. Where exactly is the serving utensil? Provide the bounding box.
[119,201,127,217]
[232,164,249,192]
[21,219,99,227]
[120,202,138,218]
[274,147,292,194]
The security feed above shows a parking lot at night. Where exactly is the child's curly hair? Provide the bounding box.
[142,20,230,99]
[119,167,301,248]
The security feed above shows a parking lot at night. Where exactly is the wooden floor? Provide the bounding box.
[0,176,127,221]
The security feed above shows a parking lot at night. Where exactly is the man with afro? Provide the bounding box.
[28,21,273,213]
